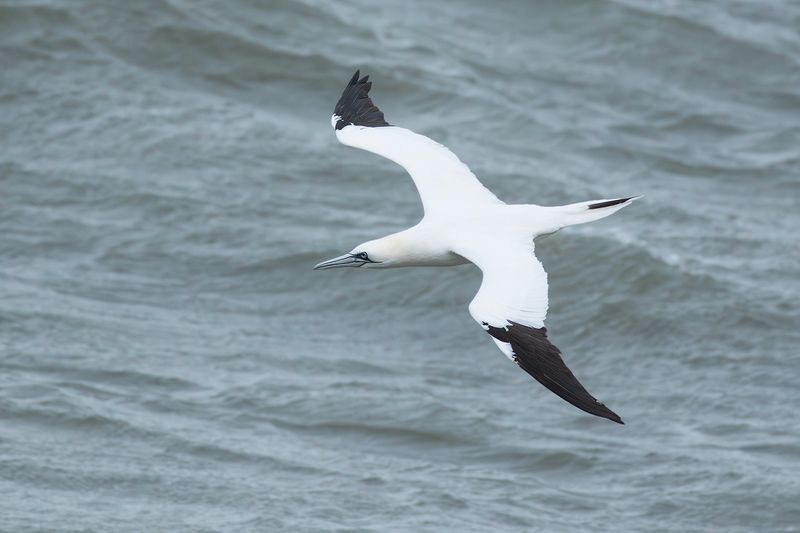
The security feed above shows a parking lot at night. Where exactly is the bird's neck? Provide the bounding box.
[373,226,464,267]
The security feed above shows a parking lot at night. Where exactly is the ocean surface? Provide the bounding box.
[1,0,799,531]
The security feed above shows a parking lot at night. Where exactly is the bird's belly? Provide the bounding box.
[395,250,470,268]
[423,251,470,267]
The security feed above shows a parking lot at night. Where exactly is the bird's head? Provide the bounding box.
[313,236,403,270]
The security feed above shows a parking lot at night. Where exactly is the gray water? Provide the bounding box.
[2,0,799,531]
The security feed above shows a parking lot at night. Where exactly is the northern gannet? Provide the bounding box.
[315,71,639,424]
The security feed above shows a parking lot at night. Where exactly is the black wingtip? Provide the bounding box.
[603,407,625,425]
[487,322,625,425]
[333,70,391,131]
[587,197,635,210]
[584,400,624,425]
[590,397,624,425]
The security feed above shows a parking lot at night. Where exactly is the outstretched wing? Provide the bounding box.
[332,71,502,216]
[457,238,624,424]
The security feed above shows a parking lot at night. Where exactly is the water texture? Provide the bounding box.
[1,0,799,531]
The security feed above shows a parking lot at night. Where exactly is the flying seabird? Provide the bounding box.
[315,71,639,424]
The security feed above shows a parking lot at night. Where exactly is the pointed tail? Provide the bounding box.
[555,196,641,228]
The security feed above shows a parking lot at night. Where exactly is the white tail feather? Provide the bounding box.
[555,196,641,228]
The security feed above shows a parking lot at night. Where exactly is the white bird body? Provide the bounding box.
[355,199,633,263]
[316,71,640,424]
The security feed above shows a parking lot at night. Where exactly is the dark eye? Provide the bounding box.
[358,252,369,260]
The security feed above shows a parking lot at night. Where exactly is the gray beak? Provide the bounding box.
[313,253,364,270]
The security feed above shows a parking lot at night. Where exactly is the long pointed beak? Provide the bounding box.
[313,253,363,270]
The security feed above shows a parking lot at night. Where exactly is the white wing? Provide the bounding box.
[332,71,502,216]
[460,238,549,330]
[456,238,624,424]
